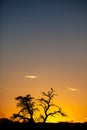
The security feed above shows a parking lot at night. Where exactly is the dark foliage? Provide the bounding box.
[10,94,37,123]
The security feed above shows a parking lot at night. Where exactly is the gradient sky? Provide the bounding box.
[0,0,87,122]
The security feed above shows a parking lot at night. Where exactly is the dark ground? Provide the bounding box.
[0,118,87,130]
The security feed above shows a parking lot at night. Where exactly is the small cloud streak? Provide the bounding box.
[25,75,37,79]
[67,87,78,92]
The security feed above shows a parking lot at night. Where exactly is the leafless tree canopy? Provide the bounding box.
[11,88,67,123]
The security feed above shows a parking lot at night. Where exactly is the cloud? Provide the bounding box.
[25,75,37,79]
[67,87,78,92]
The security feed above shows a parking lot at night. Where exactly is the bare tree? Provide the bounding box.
[11,88,67,123]
[38,88,67,123]
[11,94,38,123]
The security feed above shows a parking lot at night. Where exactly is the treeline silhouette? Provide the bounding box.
[0,118,87,130]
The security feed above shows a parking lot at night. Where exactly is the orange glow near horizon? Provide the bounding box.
[0,100,87,123]
[0,77,87,123]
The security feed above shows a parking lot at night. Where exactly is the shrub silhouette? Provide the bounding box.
[11,88,67,123]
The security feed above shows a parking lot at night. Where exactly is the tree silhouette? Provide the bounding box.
[38,88,67,123]
[11,88,67,123]
[11,94,38,123]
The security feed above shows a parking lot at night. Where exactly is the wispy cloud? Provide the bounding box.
[25,75,37,79]
[67,87,79,92]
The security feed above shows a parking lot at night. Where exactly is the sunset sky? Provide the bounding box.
[0,0,87,122]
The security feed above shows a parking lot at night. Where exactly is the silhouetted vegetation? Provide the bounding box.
[11,94,37,123]
[37,88,67,123]
[10,88,66,123]
[0,119,87,130]
[0,88,87,129]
